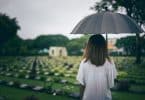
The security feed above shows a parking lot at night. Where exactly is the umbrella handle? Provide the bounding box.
[105,32,108,47]
[105,33,109,56]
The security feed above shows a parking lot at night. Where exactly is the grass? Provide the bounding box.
[0,75,79,93]
[0,85,74,100]
[1,85,145,100]
[52,84,79,93]
[130,84,145,92]
[0,76,44,86]
[0,56,145,100]
[112,91,145,100]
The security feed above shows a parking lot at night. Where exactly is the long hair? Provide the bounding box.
[83,34,110,66]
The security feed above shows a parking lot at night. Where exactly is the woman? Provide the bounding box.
[76,34,118,100]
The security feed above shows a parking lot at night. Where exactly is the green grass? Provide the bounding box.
[112,91,145,100]
[0,56,145,100]
[0,85,74,100]
[0,75,79,93]
[1,85,145,100]
[130,84,145,92]
[52,83,79,93]
[0,76,44,86]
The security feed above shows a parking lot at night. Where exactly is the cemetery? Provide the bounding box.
[0,56,145,100]
[0,0,145,99]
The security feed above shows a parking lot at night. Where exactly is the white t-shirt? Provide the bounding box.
[76,59,118,100]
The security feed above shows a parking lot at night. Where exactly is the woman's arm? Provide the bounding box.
[80,84,85,100]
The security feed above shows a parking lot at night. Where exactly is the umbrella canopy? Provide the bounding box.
[71,12,144,34]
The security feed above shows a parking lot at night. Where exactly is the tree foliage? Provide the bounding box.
[1,36,24,55]
[66,35,90,55]
[33,34,69,50]
[116,36,145,56]
[0,13,20,46]
[91,0,145,25]
[116,36,136,55]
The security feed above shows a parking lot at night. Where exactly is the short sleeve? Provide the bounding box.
[76,60,85,85]
[106,60,118,88]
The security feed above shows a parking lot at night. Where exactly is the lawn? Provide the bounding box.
[112,91,145,100]
[1,85,145,100]
[0,85,74,100]
[0,56,145,100]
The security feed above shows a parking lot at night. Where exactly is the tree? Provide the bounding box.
[66,35,90,55]
[115,36,136,56]
[91,0,145,63]
[1,36,23,55]
[0,13,20,46]
[33,34,69,50]
[91,0,145,25]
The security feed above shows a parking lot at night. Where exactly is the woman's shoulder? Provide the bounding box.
[106,57,114,64]
[105,58,116,69]
[79,58,91,68]
[80,58,87,65]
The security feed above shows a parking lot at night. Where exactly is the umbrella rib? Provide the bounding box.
[70,11,143,34]
[112,13,117,33]
[101,12,105,33]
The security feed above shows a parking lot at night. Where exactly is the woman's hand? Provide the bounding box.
[80,84,85,100]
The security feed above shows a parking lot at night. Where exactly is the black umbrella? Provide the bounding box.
[71,11,144,63]
[71,12,144,34]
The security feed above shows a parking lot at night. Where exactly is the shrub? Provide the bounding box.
[116,79,130,91]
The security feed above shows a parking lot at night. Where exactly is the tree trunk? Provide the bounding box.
[136,33,141,64]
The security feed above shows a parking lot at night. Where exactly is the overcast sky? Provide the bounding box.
[0,0,133,39]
